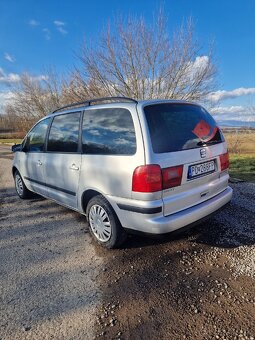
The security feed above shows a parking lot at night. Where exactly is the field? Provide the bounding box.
[0,138,22,144]
[223,128,255,155]
[223,129,255,182]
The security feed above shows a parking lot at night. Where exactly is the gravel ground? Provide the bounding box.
[0,144,255,340]
[0,146,103,339]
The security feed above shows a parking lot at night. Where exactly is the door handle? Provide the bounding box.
[200,190,209,198]
[37,160,42,166]
[69,163,79,171]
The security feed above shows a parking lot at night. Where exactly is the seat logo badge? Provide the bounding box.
[200,148,206,158]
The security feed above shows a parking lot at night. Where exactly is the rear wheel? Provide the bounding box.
[14,170,32,199]
[86,195,127,249]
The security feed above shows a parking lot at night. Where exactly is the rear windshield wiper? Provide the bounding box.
[197,140,222,146]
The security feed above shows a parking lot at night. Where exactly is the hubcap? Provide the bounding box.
[89,205,111,242]
[15,174,23,196]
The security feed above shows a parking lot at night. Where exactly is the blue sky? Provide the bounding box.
[0,0,255,125]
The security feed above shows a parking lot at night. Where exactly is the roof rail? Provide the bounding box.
[50,96,138,114]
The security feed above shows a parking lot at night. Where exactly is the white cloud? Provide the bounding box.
[54,20,65,26]
[208,87,255,103]
[42,28,51,40]
[0,67,47,85]
[185,56,210,81]
[57,26,68,35]
[32,75,48,81]
[211,105,247,115]
[0,91,14,102]
[191,56,210,70]
[29,19,40,26]
[0,71,48,110]
[210,105,255,123]
[0,91,14,110]
[0,67,20,84]
[4,53,15,63]
[54,20,68,34]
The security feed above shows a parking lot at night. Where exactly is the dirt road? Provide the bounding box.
[0,144,255,339]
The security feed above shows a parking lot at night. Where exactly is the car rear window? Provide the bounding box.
[144,103,224,153]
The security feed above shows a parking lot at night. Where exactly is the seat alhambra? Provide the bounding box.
[12,97,232,248]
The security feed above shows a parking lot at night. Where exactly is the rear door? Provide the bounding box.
[44,111,81,209]
[143,103,229,216]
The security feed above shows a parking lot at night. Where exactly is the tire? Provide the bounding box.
[14,170,32,199]
[86,195,127,249]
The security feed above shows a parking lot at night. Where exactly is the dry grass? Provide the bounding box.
[0,139,22,145]
[223,129,255,155]
[0,131,25,139]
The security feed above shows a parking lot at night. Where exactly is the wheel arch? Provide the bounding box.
[12,166,18,177]
[81,189,121,219]
[81,189,103,214]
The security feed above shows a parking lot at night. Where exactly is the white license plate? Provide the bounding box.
[188,160,215,179]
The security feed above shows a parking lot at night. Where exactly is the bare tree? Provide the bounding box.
[4,67,99,131]
[61,71,105,103]
[3,11,218,135]
[11,70,63,117]
[77,13,217,101]
[4,69,65,131]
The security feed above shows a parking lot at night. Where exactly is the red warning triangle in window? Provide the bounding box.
[192,120,211,139]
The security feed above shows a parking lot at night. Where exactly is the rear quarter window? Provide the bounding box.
[82,108,136,155]
[144,103,224,153]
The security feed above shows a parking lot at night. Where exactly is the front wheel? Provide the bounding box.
[14,170,32,199]
[86,195,127,249]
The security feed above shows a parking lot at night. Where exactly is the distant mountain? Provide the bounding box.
[216,119,255,129]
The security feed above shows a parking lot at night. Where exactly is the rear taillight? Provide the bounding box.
[132,165,162,192]
[220,152,230,171]
[162,165,183,189]
[132,164,183,193]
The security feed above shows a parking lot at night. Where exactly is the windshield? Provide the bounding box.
[144,103,224,154]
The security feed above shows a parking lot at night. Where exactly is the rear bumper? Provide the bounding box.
[108,186,233,234]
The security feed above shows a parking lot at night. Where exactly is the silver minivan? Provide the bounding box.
[12,97,233,248]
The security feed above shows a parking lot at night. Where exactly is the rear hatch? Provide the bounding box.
[143,103,229,216]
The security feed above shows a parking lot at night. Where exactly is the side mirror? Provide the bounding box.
[11,144,22,152]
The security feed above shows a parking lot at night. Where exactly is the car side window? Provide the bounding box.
[82,108,136,155]
[24,118,51,152]
[47,112,81,153]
